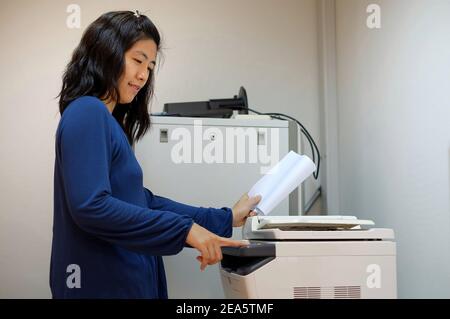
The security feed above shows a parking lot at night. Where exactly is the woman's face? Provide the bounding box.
[117,39,157,104]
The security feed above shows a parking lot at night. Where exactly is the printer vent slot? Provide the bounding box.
[293,287,321,299]
[293,286,361,299]
[334,286,361,299]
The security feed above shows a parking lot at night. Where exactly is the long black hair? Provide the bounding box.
[57,11,161,146]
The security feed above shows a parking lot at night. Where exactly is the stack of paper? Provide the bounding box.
[248,151,316,215]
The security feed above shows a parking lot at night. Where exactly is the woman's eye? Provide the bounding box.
[134,58,152,72]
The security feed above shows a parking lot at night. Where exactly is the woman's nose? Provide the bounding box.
[137,71,147,82]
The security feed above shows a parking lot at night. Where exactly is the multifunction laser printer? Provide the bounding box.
[220,216,397,299]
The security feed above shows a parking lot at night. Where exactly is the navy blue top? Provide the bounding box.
[50,96,233,298]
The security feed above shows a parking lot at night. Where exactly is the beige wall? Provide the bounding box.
[0,0,321,298]
[335,0,450,298]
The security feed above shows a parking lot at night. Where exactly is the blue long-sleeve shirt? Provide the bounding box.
[50,96,233,298]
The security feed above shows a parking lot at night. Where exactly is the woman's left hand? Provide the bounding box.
[231,193,262,227]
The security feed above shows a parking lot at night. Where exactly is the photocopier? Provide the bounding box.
[220,216,397,299]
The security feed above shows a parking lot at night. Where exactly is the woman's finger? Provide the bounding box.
[206,242,216,266]
[215,242,223,264]
[199,247,209,271]
[218,237,248,247]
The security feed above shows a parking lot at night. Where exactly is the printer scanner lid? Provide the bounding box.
[243,216,394,241]
[256,215,374,230]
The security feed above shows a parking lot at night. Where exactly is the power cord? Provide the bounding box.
[243,107,321,180]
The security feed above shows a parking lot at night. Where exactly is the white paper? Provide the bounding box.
[248,151,316,215]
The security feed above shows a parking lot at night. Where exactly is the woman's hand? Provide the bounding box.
[231,193,262,227]
[186,223,247,271]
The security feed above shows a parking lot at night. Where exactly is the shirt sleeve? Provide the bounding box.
[57,98,194,256]
[144,188,233,238]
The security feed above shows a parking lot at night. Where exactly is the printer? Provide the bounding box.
[220,216,397,299]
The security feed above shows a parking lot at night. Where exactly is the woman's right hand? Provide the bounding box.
[186,223,247,271]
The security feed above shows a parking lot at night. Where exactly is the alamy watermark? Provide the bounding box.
[66,264,81,289]
[170,120,280,174]
[366,4,381,29]
[366,263,381,288]
[66,4,81,29]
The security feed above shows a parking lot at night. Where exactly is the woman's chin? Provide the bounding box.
[119,96,134,104]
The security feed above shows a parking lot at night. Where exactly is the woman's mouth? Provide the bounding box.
[129,83,140,93]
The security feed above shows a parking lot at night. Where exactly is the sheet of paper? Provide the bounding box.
[248,151,316,215]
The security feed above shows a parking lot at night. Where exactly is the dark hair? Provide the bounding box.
[57,11,161,146]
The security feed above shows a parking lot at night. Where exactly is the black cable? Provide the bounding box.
[264,112,319,175]
[268,114,316,168]
[244,107,320,180]
[244,108,316,165]
[269,113,320,180]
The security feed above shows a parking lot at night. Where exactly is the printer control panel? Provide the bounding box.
[221,242,275,257]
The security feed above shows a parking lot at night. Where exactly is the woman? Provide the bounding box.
[51,10,261,298]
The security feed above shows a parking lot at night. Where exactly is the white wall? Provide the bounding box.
[335,0,450,298]
[0,0,321,298]
[317,0,340,213]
